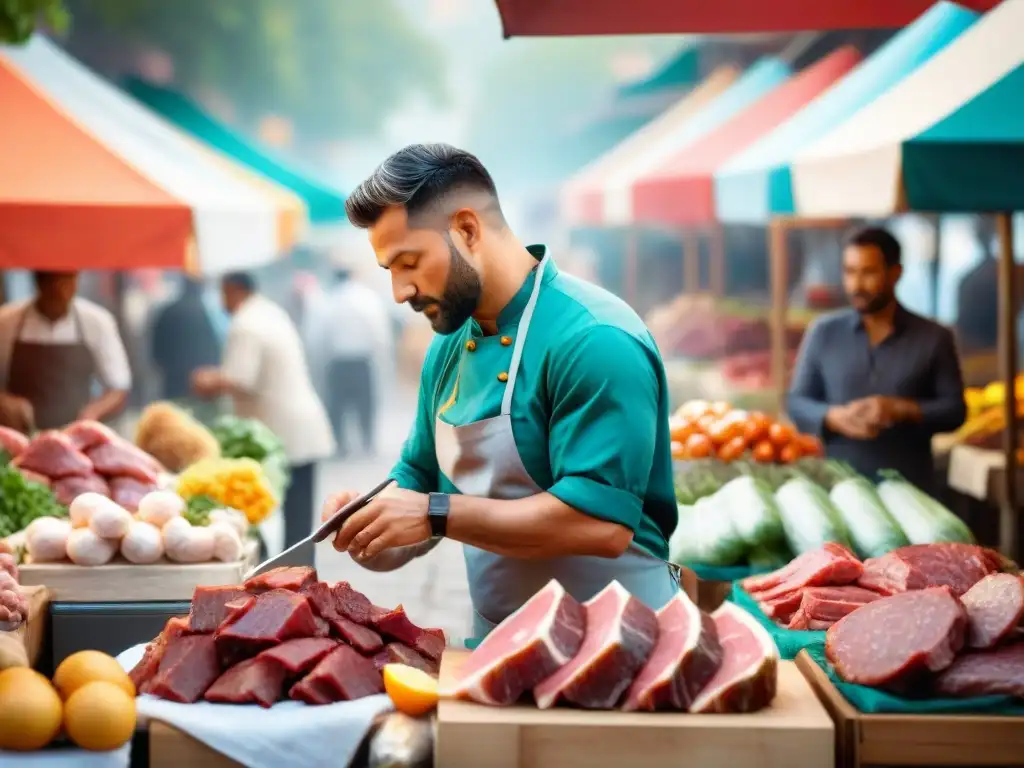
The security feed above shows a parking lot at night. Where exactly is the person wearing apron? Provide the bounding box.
[0,272,131,432]
[323,144,680,641]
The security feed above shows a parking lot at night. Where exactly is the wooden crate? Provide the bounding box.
[0,585,49,667]
[795,650,1024,767]
[149,722,241,768]
[436,651,834,768]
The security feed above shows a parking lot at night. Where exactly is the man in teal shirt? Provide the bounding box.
[324,144,678,636]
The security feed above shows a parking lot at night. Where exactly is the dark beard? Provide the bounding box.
[852,291,893,315]
[410,237,482,334]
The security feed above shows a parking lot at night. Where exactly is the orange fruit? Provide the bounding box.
[382,663,439,717]
[63,681,136,751]
[53,650,135,700]
[0,668,63,750]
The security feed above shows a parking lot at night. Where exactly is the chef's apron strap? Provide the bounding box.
[500,255,549,417]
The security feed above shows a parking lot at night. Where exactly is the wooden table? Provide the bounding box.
[796,650,1024,767]
[436,651,834,768]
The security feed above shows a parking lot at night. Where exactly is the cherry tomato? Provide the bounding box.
[678,400,711,422]
[768,421,795,448]
[669,418,696,443]
[717,436,748,463]
[751,439,776,463]
[671,440,687,460]
[684,432,714,459]
[797,433,824,457]
[778,443,802,464]
[743,412,771,444]
[696,414,719,436]
[709,401,732,418]
[708,419,744,447]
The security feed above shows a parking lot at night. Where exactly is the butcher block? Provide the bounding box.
[18,540,258,602]
[436,650,834,768]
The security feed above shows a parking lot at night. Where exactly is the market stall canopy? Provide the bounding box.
[125,78,347,224]
[493,0,1002,36]
[631,47,862,227]
[600,58,792,226]
[0,36,302,272]
[791,0,1024,216]
[560,66,740,226]
[714,2,980,224]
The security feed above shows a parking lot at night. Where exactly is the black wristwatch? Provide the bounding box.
[427,492,450,538]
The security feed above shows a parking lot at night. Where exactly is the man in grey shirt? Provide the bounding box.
[787,227,967,492]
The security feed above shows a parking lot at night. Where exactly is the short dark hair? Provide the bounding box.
[847,226,901,267]
[345,143,502,229]
[221,271,256,292]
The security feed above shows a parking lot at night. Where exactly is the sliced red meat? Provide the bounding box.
[623,591,723,712]
[257,637,339,674]
[204,657,287,708]
[750,547,863,603]
[0,426,29,457]
[147,634,222,703]
[17,468,51,487]
[858,543,1000,598]
[301,579,373,626]
[690,602,779,713]
[786,609,810,630]
[807,619,835,630]
[758,590,803,621]
[933,642,1024,697]
[453,580,585,705]
[741,543,859,594]
[329,615,383,654]
[826,587,966,687]
[12,431,92,478]
[63,420,117,452]
[959,573,1024,650]
[109,476,158,512]
[374,642,437,676]
[215,589,319,665]
[534,581,657,710]
[52,474,110,506]
[372,605,444,661]
[800,586,882,623]
[129,616,191,693]
[245,566,318,594]
[290,644,384,704]
[313,616,331,637]
[369,605,389,623]
[189,586,252,633]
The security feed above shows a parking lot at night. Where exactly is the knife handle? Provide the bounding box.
[311,478,394,543]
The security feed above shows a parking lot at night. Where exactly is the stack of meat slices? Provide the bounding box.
[450,579,778,713]
[129,566,445,708]
[741,542,1016,631]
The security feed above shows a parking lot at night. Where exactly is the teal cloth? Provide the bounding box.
[729,583,826,660]
[688,563,778,583]
[464,637,483,651]
[803,644,1024,715]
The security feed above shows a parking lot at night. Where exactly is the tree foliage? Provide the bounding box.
[0,0,68,43]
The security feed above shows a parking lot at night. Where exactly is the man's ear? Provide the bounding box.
[450,209,483,252]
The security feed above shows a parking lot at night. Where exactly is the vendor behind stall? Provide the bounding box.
[787,227,967,492]
[0,271,131,431]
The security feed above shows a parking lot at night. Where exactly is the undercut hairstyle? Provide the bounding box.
[847,226,902,268]
[345,143,504,230]
[221,271,257,293]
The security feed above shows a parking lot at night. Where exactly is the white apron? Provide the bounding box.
[434,255,679,639]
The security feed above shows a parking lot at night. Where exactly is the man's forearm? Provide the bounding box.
[447,492,633,559]
[80,389,127,422]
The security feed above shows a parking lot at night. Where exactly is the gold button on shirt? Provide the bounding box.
[497,371,509,383]
[465,340,477,352]
[500,336,513,346]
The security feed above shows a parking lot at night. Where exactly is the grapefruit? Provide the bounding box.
[53,650,135,700]
[63,681,137,751]
[0,668,63,751]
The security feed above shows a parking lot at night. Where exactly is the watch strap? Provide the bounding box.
[427,492,450,538]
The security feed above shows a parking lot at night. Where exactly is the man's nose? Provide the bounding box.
[391,278,415,304]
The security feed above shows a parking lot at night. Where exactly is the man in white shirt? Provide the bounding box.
[192,272,335,560]
[305,265,391,457]
[0,271,131,431]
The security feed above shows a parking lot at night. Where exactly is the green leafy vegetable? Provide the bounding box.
[212,415,291,497]
[0,465,68,538]
[183,494,220,526]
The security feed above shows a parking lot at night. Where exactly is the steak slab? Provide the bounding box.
[290,644,384,704]
[204,657,287,708]
[933,642,1024,697]
[959,573,1024,650]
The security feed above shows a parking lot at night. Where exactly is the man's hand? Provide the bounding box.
[191,367,221,398]
[0,394,33,433]
[77,402,105,422]
[323,483,431,561]
[825,402,879,440]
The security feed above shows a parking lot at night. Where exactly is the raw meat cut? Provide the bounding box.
[51,474,110,506]
[290,644,385,704]
[17,469,51,487]
[826,587,966,687]
[189,586,252,633]
[147,633,222,703]
[741,543,859,595]
[204,657,288,708]
[109,476,158,512]
[328,615,383,654]
[313,616,331,637]
[690,602,778,714]
[0,426,28,457]
[622,591,723,712]
[758,591,804,622]
[301,579,373,625]
[63,420,117,452]
[12,432,92,478]
[857,543,1001,597]
[246,566,318,594]
[533,581,657,710]
[214,589,319,664]
[86,440,161,484]
[933,642,1024,697]
[257,637,339,674]
[372,642,437,675]
[453,579,585,706]
[129,616,191,692]
[800,586,882,623]
[959,573,1024,649]
[372,605,445,661]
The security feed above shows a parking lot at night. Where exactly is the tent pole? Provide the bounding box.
[769,220,789,417]
[996,212,1019,559]
[0,271,6,305]
[709,225,726,297]
[683,229,700,293]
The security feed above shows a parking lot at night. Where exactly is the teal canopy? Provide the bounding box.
[124,78,347,224]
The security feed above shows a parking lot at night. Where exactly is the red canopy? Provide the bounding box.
[631,47,863,227]
[494,0,1001,36]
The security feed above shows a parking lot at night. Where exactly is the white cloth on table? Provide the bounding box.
[0,744,130,768]
[117,643,393,768]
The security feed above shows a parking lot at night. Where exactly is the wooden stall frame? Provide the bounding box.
[795,650,1024,768]
[623,223,726,310]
